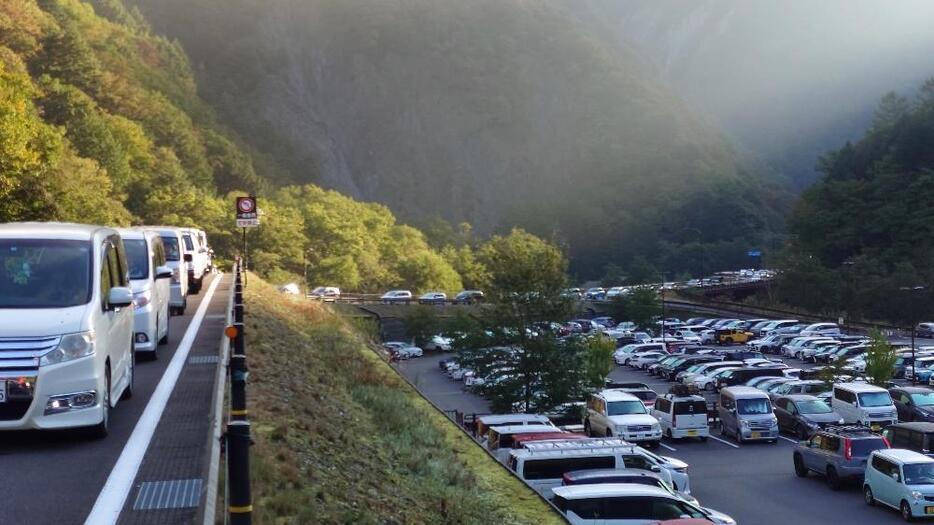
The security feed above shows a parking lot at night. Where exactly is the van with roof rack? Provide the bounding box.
[0,223,136,437]
[474,413,553,439]
[584,390,662,447]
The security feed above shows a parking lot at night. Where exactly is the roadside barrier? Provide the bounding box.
[226,259,252,525]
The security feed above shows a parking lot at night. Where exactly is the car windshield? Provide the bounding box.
[858,392,893,407]
[607,400,647,416]
[904,463,934,485]
[737,398,772,415]
[0,239,92,308]
[161,236,180,261]
[912,393,934,406]
[797,400,833,414]
[123,239,149,280]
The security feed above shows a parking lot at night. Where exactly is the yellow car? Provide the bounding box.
[716,328,753,345]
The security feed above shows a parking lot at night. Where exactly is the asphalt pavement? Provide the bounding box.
[0,273,228,525]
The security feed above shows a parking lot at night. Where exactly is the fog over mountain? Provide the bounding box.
[578,0,934,187]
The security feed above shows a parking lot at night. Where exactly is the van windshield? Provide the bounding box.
[0,239,92,308]
[161,236,180,261]
[858,392,893,407]
[124,239,149,280]
[607,400,647,416]
[736,398,772,415]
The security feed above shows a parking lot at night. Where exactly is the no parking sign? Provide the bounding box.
[236,196,259,227]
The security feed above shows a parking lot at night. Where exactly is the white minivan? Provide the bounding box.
[118,229,172,356]
[149,227,188,315]
[0,223,136,437]
[832,382,898,430]
[180,228,209,294]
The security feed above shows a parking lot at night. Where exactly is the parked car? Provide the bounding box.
[690,367,740,392]
[584,287,606,300]
[552,484,732,525]
[715,328,753,345]
[769,380,831,402]
[380,290,413,304]
[632,351,669,370]
[179,227,209,294]
[423,335,453,352]
[592,316,616,328]
[610,387,658,409]
[832,382,898,431]
[794,424,890,489]
[418,291,447,304]
[652,393,709,441]
[718,387,779,443]
[584,390,662,447]
[716,367,784,390]
[891,387,934,422]
[309,286,340,302]
[882,423,934,457]
[800,322,842,337]
[773,395,844,439]
[0,223,136,437]
[149,227,188,315]
[453,290,484,304]
[863,449,934,520]
[919,323,934,339]
[117,229,172,357]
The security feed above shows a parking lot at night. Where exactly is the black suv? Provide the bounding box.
[881,422,934,456]
[890,386,934,422]
[792,425,890,490]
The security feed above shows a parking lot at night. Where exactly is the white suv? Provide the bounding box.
[0,223,136,437]
[584,390,662,447]
[118,229,172,356]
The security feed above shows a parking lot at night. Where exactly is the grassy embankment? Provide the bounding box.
[242,276,562,524]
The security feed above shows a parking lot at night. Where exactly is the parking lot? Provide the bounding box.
[397,342,934,525]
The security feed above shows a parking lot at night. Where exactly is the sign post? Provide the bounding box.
[236,196,259,284]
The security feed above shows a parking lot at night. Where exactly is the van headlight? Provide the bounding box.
[41,332,95,366]
[741,420,750,430]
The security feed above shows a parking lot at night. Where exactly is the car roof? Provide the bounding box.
[722,386,770,398]
[0,222,113,241]
[876,449,934,464]
[478,414,551,425]
[489,424,558,434]
[782,394,820,402]
[835,382,887,392]
[892,387,934,394]
[563,468,661,481]
[552,483,671,499]
[887,422,934,432]
[597,390,641,402]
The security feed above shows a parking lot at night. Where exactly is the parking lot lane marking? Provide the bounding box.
[779,436,798,444]
[708,435,740,449]
[659,442,677,451]
[85,275,222,525]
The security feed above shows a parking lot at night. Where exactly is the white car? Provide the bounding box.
[552,484,734,525]
[309,286,340,302]
[180,227,210,294]
[118,229,172,356]
[381,290,413,304]
[148,227,188,315]
[424,335,453,351]
[799,322,842,337]
[418,291,447,304]
[631,351,668,369]
[396,345,423,359]
[584,390,662,447]
[0,223,136,437]
[691,367,741,391]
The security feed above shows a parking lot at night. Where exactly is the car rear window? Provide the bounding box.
[851,438,888,457]
[674,401,707,414]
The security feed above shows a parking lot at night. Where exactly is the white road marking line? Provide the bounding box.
[709,435,740,449]
[779,436,798,444]
[85,275,223,525]
[659,442,677,451]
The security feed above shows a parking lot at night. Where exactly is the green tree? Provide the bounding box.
[403,305,441,347]
[582,336,615,390]
[863,330,897,387]
[608,288,661,330]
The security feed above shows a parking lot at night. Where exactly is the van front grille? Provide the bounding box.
[0,336,59,371]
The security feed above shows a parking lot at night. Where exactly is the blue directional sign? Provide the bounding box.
[747,250,762,257]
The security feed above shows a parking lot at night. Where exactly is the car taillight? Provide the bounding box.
[562,472,573,485]
[844,438,852,460]
[882,436,891,448]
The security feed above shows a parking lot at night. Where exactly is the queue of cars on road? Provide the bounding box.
[0,222,212,438]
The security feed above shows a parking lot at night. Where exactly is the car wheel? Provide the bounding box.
[901,500,914,522]
[826,466,841,491]
[121,351,135,400]
[793,454,808,477]
[864,485,875,506]
[158,316,170,346]
[89,366,111,439]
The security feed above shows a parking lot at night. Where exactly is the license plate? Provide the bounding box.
[0,381,5,403]
[926,506,934,515]
[687,430,698,436]
[751,431,761,439]
[871,424,881,432]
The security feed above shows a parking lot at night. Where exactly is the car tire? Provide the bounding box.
[901,500,914,522]
[700,436,708,442]
[158,316,170,346]
[826,466,841,491]
[793,454,808,477]
[864,485,875,506]
[89,366,111,439]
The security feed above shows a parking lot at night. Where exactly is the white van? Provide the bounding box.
[475,413,553,439]
[180,228,209,293]
[832,382,898,430]
[718,386,778,443]
[148,227,189,315]
[0,223,136,437]
[118,229,172,356]
[652,393,710,441]
[508,437,691,496]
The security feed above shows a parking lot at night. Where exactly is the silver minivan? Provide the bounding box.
[0,223,136,437]
[718,386,779,443]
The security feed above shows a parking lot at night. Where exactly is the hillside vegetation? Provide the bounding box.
[243,276,562,524]
[131,0,789,279]
[0,0,473,292]
[777,80,934,323]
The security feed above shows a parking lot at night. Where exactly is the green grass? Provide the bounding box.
[241,276,562,524]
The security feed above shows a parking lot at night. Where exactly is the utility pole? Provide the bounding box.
[900,285,926,384]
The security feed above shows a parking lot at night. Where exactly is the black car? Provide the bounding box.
[774,395,844,439]
[605,380,650,390]
[659,356,720,381]
[881,422,934,456]
[716,367,785,389]
[890,386,934,422]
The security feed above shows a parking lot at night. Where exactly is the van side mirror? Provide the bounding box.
[650,465,661,473]
[108,287,133,309]
[183,253,193,262]
[155,266,173,280]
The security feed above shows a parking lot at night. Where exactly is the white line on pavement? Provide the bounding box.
[779,436,798,444]
[85,275,223,525]
[708,435,740,449]
[659,442,677,451]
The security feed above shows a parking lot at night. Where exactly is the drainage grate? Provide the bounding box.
[188,355,220,365]
[133,479,202,510]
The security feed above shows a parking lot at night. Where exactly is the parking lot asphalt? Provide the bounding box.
[397,347,934,525]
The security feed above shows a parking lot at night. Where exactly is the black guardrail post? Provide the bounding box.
[226,258,252,524]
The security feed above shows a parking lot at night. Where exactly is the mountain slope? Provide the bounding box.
[130,0,788,278]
